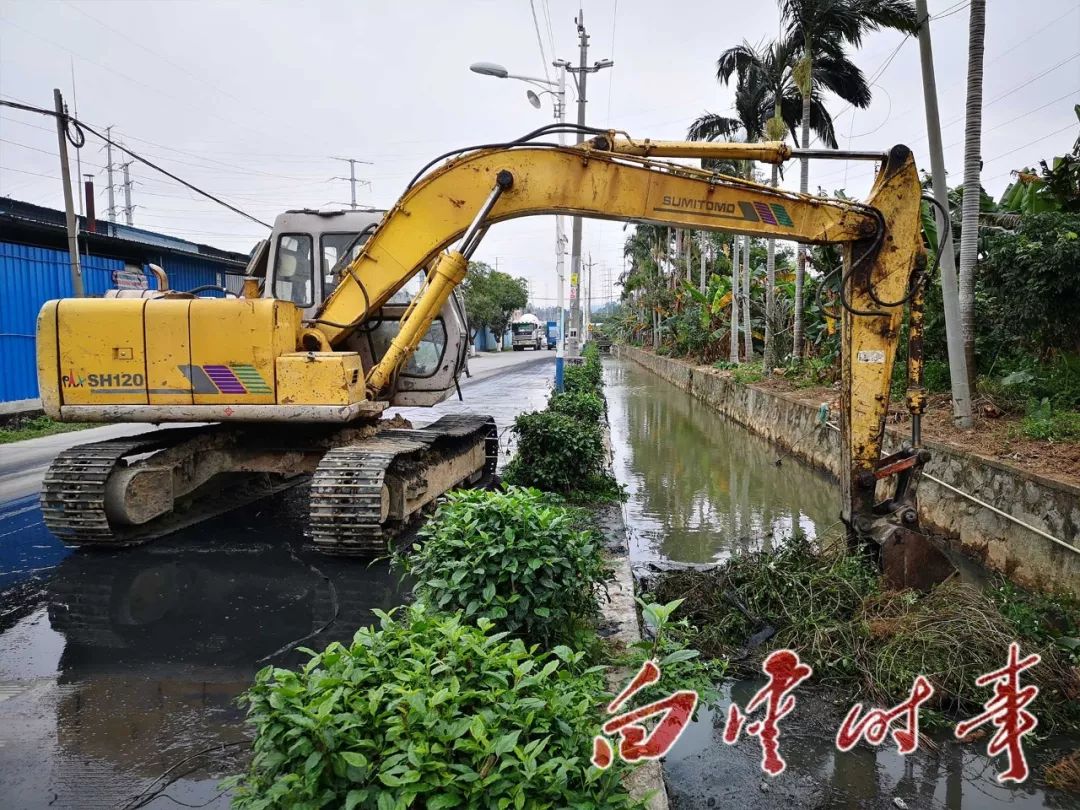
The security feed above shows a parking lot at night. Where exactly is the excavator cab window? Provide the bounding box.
[321,232,362,290]
[367,318,447,378]
[273,234,314,307]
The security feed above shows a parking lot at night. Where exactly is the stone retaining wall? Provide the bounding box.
[615,344,1080,593]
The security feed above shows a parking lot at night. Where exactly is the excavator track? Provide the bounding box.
[42,429,203,546]
[309,414,497,556]
[41,426,300,548]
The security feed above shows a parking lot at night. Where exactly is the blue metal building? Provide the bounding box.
[0,198,250,406]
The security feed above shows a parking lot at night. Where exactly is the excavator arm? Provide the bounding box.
[310,133,929,550]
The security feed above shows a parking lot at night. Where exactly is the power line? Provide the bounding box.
[528,0,553,84]
[58,0,251,108]
[0,98,271,228]
[932,1,971,22]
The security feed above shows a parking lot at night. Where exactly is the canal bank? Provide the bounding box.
[614,344,1080,593]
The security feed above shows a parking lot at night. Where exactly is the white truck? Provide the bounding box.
[510,314,544,351]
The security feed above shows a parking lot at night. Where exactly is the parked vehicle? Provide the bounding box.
[546,320,559,349]
[511,314,544,351]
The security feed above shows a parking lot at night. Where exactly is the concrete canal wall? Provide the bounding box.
[615,345,1080,594]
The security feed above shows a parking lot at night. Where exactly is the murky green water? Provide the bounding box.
[606,359,839,564]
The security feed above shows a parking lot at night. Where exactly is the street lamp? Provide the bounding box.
[469,60,570,390]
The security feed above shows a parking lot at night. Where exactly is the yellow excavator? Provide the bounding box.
[36,124,939,576]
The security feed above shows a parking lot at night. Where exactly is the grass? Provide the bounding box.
[1020,400,1080,442]
[1045,750,1080,793]
[0,414,92,444]
[651,536,1080,730]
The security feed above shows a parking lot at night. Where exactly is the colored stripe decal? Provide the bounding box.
[738,201,759,222]
[231,364,272,393]
[770,204,794,227]
[753,202,778,226]
[203,365,247,394]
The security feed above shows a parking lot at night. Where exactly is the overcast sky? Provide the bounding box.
[1,0,1077,307]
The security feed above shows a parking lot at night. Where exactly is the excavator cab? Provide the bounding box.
[251,209,470,407]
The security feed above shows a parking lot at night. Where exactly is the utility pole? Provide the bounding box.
[558,10,613,358]
[553,63,568,391]
[121,160,134,225]
[583,253,595,340]
[330,157,373,209]
[53,88,84,297]
[915,0,973,428]
[104,125,117,223]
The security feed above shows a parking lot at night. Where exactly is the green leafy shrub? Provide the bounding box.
[923,359,951,393]
[564,361,603,396]
[229,605,638,810]
[991,577,1080,665]
[548,390,604,423]
[1021,398,1080,441]
[398,487,609,647]
[503,410,620,500]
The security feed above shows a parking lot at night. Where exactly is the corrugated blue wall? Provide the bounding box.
[0,241,237,403]
[158,254,225,296]
[0,242,126,403]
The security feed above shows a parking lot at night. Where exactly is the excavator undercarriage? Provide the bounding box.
[42,414,496,554]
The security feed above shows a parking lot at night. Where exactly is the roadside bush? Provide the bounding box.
[549,389,604,423]
[564,361,603,396]
[503,410,620,500]
[398,487,609,647]
[229,605,639,810]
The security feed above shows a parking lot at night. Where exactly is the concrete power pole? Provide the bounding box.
[121,160,134,225]
[560,10,612,358]
[331,157,373,209]
[915,0,973,428]
[52,88,84,297]
[105,125,117,223]
[583,253,596,339]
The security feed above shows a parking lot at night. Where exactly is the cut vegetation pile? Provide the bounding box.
[653,537,1080,729]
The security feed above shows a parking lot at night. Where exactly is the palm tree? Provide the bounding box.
[690,36,864,367]
[957,0,986,386]
[780,0,921,359]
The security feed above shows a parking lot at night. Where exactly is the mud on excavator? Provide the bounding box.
[36,123,947,581]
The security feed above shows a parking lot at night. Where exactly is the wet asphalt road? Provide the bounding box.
[0,356,554,810]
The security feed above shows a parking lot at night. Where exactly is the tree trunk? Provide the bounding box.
[699,232,707,294]
[763,164,778,373]
[793,52,812,361]
[958,0,986,388]
[916,0,974,427]
[730,234,740,363]
[742,234,753,360]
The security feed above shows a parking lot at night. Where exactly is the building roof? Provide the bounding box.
[0,196,251,270]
